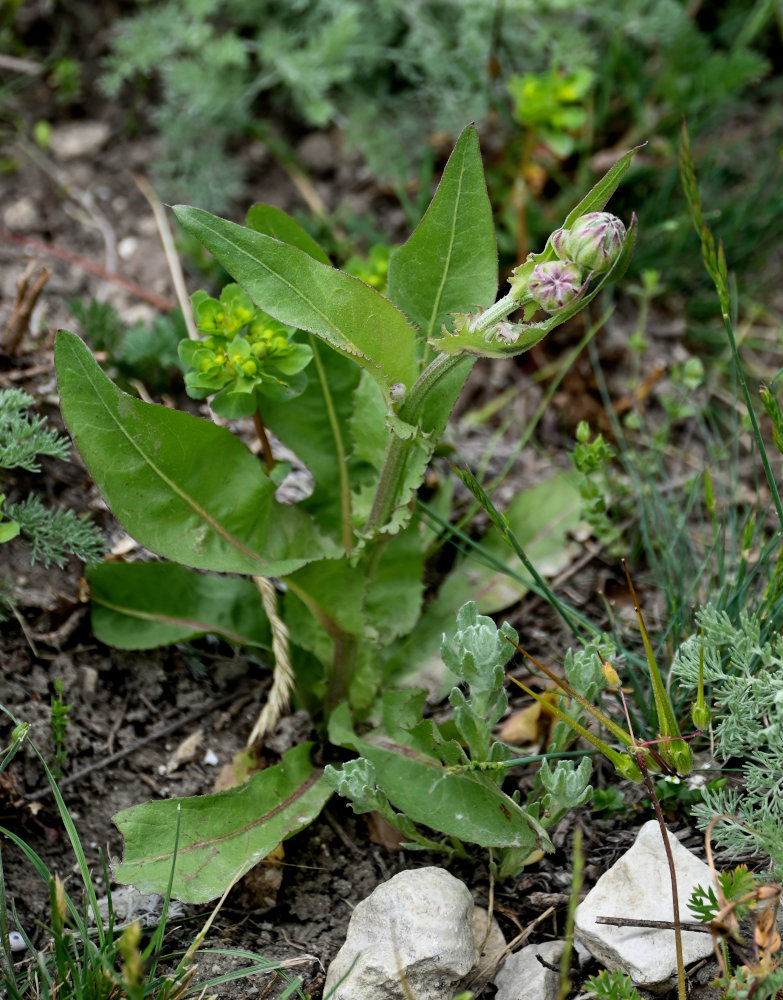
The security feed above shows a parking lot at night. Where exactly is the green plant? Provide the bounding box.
[98,0,780,300]
[54,127,637,902]
[571,420,623,550]
[584,968,643,1000]
[0,388,105,570]
[48,679,71,781]
[324,602,593,879]
[566,124,783,728]
[49,56,83,105]
[505,66,595,260]
[67,299,186,392]
[0,713,308,1000]
[688,862,783,998]
[99,0,503,209]
[672,604,783,882]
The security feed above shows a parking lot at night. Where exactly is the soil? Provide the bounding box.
[0,10,772,999]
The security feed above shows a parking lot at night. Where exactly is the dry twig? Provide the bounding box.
[1,261,51,354]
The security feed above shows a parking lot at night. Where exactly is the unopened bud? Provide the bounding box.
[602,660,620,688]
[552,212,626,273]
[528,260,585,313]
[691,701,711,730]
[51,875,66,933]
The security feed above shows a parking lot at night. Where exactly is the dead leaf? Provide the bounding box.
[499,690,560,747]
[755,905,782,956]
[239,843,285,909]
[163,729,202,774]
[213,747,260,792]
[365,811,405,851]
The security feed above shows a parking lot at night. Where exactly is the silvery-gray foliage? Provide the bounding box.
[672,604,783,877]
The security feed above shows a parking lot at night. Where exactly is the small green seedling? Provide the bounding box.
[49,679,71,780]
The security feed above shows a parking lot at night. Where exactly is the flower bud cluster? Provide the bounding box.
[179,284,312,418]
[552,212,626,273]
[522,212,626,315]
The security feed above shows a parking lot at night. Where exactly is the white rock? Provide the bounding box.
[9,930,26,952]
[575,820,714,993]
[472,905,507,980]
[94,886,185,929]
[49,121,110,160]
[117,236,138,260]
[324,867,478,1000]
[494,940,564,1000]
[3,195,38,231]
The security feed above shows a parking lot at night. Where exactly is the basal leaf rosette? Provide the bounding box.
[179,284,313,418]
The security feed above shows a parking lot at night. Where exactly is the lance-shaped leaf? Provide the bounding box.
[87,561,272,650]
[263,337,364,543]
[556,144,645,235]
[55,331,340,575]
[240,204,373,547]
[173,206,419,405]
[245,204,331,265]
[624,564,692,775]
[388,124,497,341]
[356,127,498,537]
[329,702,550,851]
[114,743,331,903]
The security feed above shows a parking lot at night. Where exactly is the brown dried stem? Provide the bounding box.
[1,261,51,354]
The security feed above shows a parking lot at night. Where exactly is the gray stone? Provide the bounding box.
[575,820,714,993]
[49,121,110,160]
[324,867,478,1000]
[296,131,336,173]
[472,906,507,980]
[3,195,38,231]
[494,941,564,1000]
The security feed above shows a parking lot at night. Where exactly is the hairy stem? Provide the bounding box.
[361,351,465,537]
[325,633,359,714]
[252,410,276,472]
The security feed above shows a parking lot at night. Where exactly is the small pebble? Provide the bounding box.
[9,931,26,952]
[117,236,138,260]
[80,665,98,695]
[203,748,219,766]
[49,121,110,160]
[3,196,38,232]
[296,132,336,173]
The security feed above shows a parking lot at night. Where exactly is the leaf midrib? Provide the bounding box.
[73,340,269,569]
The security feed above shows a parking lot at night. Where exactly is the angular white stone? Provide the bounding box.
[494,940,564,1000]
[575,820,714,992]
[324,867,478,1000]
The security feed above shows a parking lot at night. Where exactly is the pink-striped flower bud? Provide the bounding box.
[528,260,585,313]
[552,212,626,272]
